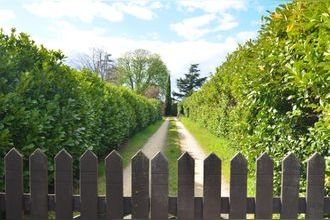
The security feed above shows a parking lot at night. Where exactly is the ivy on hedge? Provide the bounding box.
[0,30,162,190]
[183,0,329,195]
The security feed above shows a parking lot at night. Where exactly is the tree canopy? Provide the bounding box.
[116,49,169,98]
[173,64,207,99]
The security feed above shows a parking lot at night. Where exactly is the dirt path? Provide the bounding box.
[123,118,169,196]
[175,117,229,197]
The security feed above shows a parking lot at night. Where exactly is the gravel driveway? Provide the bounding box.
[123,118,169,196]
[174,117,229,197]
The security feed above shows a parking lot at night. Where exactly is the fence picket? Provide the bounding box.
[280,153,300,219]
[203,153,221,219]
[5,148,23,220]
[178,152,195,219]
[255,153,273,219]
[55,149,73,219]
[105,150,123,219]
[0,149,328,218]
[30,149,48,220]
[306,153,325,219]
[151,152,168,219]
[132,150,149,219]
[229,153,247,219]
[80,150,98,220]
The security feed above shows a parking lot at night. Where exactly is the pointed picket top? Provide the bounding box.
[178,151,193,162]
[257,152,273,173]
[282,152,300,173]
[80,149,97,161]
[152,151,168,163]
[205,153,220,163]
[105,150,122,171]
[231,152,247,163]
[151,152,168,173]
[204,153,221,174]
[307,152,325,173]
[5,147,22,160]
[257,152,272,162]
[105,150,122,162]
[231,152,247,174]
[55,149,72,162]
[132,150,148,162]
[30,148,47,162]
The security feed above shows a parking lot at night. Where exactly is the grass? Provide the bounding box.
[98,119,165,195]
[179,117,256,196]
[163,117,181,196]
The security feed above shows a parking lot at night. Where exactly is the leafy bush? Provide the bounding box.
[183,0,329,195]
[0,29,161,190]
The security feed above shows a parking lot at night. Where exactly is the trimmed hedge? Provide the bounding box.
[0,30,162,190]
[183,0,329,195]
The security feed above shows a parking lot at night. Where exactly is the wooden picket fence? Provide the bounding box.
[0,148,329,219]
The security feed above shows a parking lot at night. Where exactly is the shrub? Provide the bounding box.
[0,29,162,190]
[183,0,330,195]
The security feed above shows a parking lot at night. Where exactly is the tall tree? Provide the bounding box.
[116,49,169,98]
[173,64,207,99]
[165,74,172,115]
[74,48,118,83]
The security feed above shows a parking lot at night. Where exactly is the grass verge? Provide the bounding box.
[98,118,165,194]
[180,117,256,195]
[164,117,181,196]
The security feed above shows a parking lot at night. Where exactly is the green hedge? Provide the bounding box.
[183,0,329,195]
[0,30,162,190]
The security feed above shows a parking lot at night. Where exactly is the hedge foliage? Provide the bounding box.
[183,0,329,194]
[0,30,162,190]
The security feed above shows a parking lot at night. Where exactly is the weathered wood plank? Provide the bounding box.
[5,148,23,220]
[55,149,73,219]
[151,152,168,219]
[80,150,98,220]
[30,149,48,220]
[178,152,195,219]
[280,153,300,219]
[229,152,247,219]
[1,192,329,215]
[306,153,325,219]
[255,153,273,219]
[203,153,221,219]
[105,150,123,219]
[131,151,149,219]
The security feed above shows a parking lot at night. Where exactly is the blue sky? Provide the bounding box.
[0,0,289,90]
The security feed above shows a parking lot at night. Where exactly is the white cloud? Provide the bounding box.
[177,0,247,13]
[170,14,217,40]
[170,13,239,40]
[215,13,239,31]
[24,0,162,22]
[236,31,257,42]
[115,2,154,21]
[33,21,241,91]
[172,1,245,40]
[0,9,16,32]
[0,9,15,22]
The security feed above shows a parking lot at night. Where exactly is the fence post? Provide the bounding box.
[203,153,221,219]
[55,149,73,219]
[306,153,325,219]
[151,152,168,219]
[5,148,23,220]
[280,153,300,219]
[105,150,123,219]
[229,152,247,219]
[30,149,48,220]
[132,150,149,219]
[255,153,273,219]
[80,150,98,220]
[178,152,195,219]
